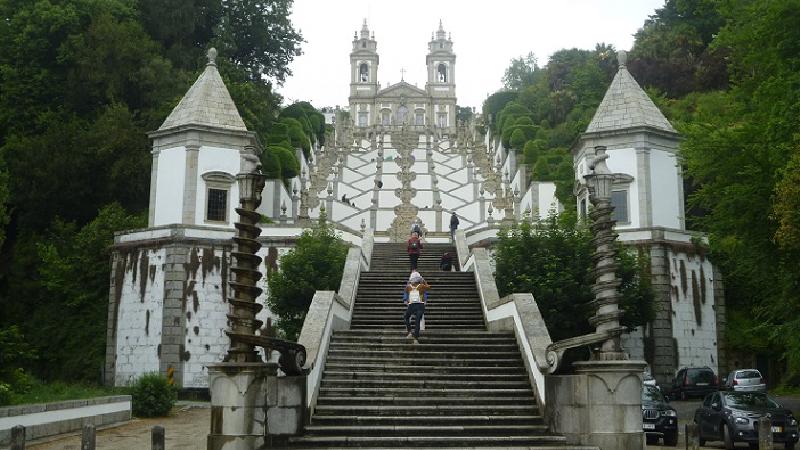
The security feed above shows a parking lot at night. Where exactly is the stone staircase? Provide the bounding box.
[286,243,595,449]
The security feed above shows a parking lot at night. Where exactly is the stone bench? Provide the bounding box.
[0,395,131,446]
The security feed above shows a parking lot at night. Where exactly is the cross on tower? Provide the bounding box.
[400,68,406,81]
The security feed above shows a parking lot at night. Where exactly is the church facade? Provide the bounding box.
[348,20,457,132]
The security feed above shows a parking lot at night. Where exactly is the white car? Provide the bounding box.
[723,369,767,393]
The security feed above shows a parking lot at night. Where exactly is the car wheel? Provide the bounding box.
[722,423,735,450]
[749,443,759,450]
[664,431,678,447]
[785,442,796,450]
[645,434,658,445]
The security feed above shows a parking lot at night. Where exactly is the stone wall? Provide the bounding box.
[107,231,297,388]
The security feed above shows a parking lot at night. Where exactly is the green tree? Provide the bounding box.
[266,215,348,340]
[494,216,653,342]
[211,0,302,83]
[628,0,727,97]
[34,204,145,380]
[676,0,800,379]
[502,52,538,91]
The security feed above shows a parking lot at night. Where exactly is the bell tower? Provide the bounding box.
[349,19,379,127]
[425,20,457,130]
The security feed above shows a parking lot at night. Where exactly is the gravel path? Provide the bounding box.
[27,404,209,450]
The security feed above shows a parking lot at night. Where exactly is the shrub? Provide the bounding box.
[131,372,177,417]
[494,215,653,342]
[267,214,349,340]
[272,145,300,179]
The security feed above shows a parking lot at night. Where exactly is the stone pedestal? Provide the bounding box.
[546,359,647,450]
[265,375,307,446]
[207,362,276,450]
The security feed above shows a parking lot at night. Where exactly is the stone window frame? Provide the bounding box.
[359,62,369,82]
[381,108,392,126]
[611,189,631,225]
[414,109,425,126]
[437,112,448,128]
[202,171,235,224]
[358,112,368,127]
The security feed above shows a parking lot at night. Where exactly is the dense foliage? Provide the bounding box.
[486,44,617,206]
[131,372,178,417]
[487,0,800,383]
[0,0,304,386]
[494,216,654,342]
[266,215,349,340]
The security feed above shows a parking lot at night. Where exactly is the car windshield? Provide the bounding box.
[724,393,778,409]
[687,369,714,384]
[736,370,761,379]
[642,387,666,402]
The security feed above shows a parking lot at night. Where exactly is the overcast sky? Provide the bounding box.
[278,0,665,109]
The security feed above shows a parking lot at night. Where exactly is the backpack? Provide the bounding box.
[410,240,419,250]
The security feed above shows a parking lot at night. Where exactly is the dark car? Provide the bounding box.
[693,391,799,449]
[666,367,718,400]
[642,385,678,446]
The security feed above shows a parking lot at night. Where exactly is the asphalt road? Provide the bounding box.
[645,395,800,449]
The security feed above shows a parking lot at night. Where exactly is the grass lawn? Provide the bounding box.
[6,381,130,406]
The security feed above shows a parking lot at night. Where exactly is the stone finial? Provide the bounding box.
[438,19,444,32]
[617,50,627,68]
[207,47,218,66]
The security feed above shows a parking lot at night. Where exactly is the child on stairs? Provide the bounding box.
[403,271,431,344]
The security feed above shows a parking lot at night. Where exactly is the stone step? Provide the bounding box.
[286,434,570,448]
[312,404,538,416]
[333,329,510,337]
[348,323,485,329]
[308,414,543,426]
[328,343,517,352]
[330,334,511,344]
[320,379,531,389]
[323,357,524,368]
[322,363,525,373]
[301,424,547,436]
[315,396,536,406]
[322,370,528,381]
[318,387,533,397]
[327,349,522,358]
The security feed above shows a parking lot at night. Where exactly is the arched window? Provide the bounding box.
[359,63,369,82]
[381,109,391,126]
[437,64,447,83]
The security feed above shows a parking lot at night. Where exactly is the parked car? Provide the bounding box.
[694,391,799,450]
[642,385,678,446]
[723,369,767,393]
[665,367,718,400]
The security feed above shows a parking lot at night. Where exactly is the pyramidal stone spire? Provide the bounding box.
[158,48,247,132]
[585,50,676,134]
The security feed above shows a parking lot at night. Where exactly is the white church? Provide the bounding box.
[105,22,726,390]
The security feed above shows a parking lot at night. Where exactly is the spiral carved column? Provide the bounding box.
[224,171,267,363]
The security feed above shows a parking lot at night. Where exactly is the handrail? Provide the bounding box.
[295,232,374,420]
[454,229,469,270]
[470,247,552,412]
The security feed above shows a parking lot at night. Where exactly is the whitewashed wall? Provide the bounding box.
[670,249,718,373]
[650,150,682,229]
[113,248,166,386]
[153,148,186,226]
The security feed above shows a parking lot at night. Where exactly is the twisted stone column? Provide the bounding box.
[225,172,266,363]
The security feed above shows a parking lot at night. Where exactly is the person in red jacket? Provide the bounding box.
[407,231,423,270]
